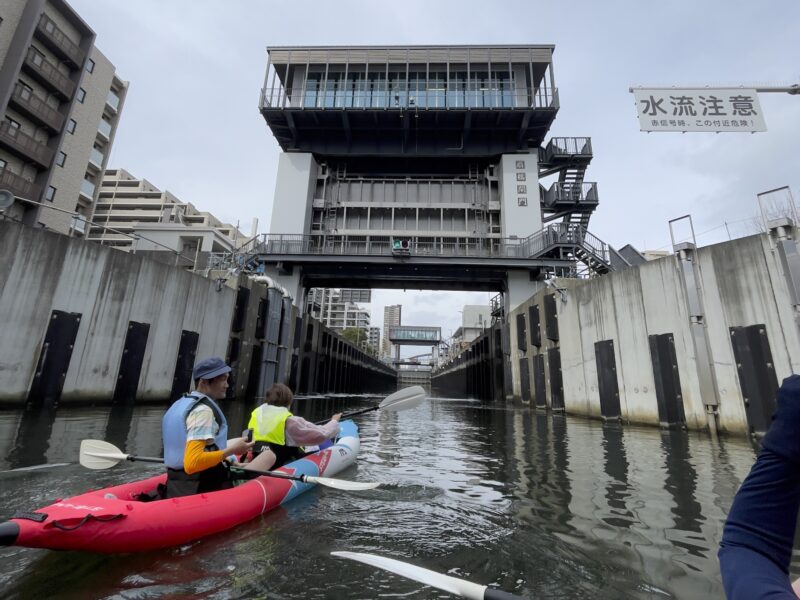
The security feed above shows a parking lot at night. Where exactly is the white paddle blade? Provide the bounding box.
[79,439,128,470]
[306,476,381,491]
[331,552,487,600]
[379,385,426,412]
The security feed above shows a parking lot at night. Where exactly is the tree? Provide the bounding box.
[341,327,379,357]
[341,327,367,346]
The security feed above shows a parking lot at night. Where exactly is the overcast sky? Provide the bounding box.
[70,0,800,351]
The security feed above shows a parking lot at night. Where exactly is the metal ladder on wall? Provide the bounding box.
[470,165,490,239]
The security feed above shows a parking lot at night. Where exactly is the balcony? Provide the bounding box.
[34,13,85,68]
[105,90,120,114]
[0,122,54,168]
[97,119,112,141]
[0,166,41,202]
[9,83,64,133]
[79,178,96,201]
[23,48,75,100]
[88,147,104,170]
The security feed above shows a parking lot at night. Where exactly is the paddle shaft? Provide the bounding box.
[124,454,316,485]
[315,405,378,425]
[484,589,523,600]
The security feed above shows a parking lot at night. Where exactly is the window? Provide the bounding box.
[56,151,66,167]
[5,116,20,129]
[67,118,76,134]
[0,159,7,170]
[76,87,86,103]
[45,186,56,202]
[86,58,95,73]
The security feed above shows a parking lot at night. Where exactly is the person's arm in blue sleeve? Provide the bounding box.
[719,374,800,599]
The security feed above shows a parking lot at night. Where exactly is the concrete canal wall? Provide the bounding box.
[432,323,508,402]
[0,221,396,406]
[511,229,800,434]
[0,221,235,405]
[289,315,396,395]
[435,227,800,435]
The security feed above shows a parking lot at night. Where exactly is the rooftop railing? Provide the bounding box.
[261,85,558,111]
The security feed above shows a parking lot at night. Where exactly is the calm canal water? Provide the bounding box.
[0,395,766,599]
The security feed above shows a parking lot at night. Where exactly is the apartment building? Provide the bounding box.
[90,168,246,268]
[367,326,380,355]
[306,288,371,333]
[0,0,127,234]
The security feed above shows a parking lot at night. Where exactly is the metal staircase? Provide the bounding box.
[538,137,595,229]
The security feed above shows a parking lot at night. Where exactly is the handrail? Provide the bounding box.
[36,13,85,67]
[209,223,615,272]
[23,48,75,99]
[261,85,559,111]
[11,83,64,132]
[544,137,592,158]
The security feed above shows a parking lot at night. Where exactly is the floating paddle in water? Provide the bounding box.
[79,439,380,491]
[331,552,524,599]
[315,385,426,424]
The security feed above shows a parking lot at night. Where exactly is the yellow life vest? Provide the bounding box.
[248,405,292,445]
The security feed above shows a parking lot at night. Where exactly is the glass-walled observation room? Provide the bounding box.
[261,46,557,111]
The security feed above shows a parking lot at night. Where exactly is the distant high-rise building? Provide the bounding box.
[0,0,127,235]
[382,304,401,359]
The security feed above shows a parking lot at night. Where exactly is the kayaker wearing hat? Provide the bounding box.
[248,383,342,469]
[162,357,276,498]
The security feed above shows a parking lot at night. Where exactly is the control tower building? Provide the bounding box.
[253,45,607,315]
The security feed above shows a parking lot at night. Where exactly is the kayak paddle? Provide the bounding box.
[79,439,380,491]
[331,552,524,600]
[315,385,426,425]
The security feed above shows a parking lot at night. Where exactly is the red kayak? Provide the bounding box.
[0,421,360,553]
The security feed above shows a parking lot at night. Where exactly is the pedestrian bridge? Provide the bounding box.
[388,326,441,344]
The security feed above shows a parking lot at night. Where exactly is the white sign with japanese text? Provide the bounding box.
[632,88,767,132]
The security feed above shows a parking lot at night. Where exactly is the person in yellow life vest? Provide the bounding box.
[248,383,342,469]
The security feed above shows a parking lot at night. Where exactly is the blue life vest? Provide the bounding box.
[163,392,229,469]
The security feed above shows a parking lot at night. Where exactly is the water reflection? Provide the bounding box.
[0,396,765,599]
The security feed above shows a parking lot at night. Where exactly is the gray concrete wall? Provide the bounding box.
[505,229,800,434]
[0,220,236,404]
